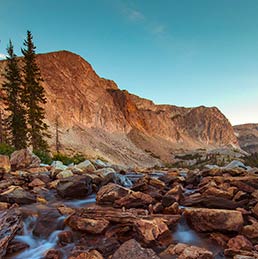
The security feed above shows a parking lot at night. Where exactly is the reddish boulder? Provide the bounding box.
[242,222,258,239]
[68,250,103,259]
[160,243,214,259]
[10,149,40,170]
[134,218,170,244]
[184,208,244,232]
[112,239,160,259]
[58,231,73,246]
[227,235,253,251]
[44,249,62,259]
[114,191,153,209]
[96,183,129,205]
[0,155,10,173]
[65,215,109,234]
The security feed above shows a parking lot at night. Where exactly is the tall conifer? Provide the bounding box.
[21,31,49,151]
[2,41,27,149]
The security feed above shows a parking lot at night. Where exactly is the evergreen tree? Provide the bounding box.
[21,31,49,151]
[1,41,27,149]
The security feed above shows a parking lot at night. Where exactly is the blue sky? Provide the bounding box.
[1,0,258,125]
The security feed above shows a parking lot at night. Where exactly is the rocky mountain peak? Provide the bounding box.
[0,51,239,166]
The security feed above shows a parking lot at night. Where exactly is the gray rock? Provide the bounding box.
[0,186,36,204]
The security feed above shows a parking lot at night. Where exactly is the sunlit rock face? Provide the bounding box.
[0,51,238,166]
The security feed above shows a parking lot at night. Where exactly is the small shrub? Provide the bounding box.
[0,143,15,156]
[34,150,52,164]
[52,153,86,165]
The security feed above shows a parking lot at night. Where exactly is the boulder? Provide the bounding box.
[203,186,233,200]
[10,149,40,170]
[253,203,258,217]
[0,205,22,258]
[56,170,74,179]
[242,222,258,239]
[57,175,92,198]
[96,183,129,205]
[28,178,46,188]
[112,239,160,259]
[0,186,36,204]
[0,202,9,210]
[58,231,73,246]
[44,249,62,259]
[68,250,103,259]
[101,172,132,188]
[0,155,10,173]
[65,215,109,234]
[134,218,170,244]
[163,202,181,214]
[224,160,247,170]
[114,191,153,209]
[184,208,244,232]
[76,160,96,172]
[160,243,213,259]
[227,235,253,251]
[51,161,68,171]
[93,159,110,168]
[165,184,184,202]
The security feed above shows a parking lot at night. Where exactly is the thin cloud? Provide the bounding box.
[0,53,6,59]
[151,24,166,35]
[117,2,167,38]
[127,9,145,22]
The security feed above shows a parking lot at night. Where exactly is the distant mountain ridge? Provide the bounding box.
[234,123,258,154]
[0,50,239,166]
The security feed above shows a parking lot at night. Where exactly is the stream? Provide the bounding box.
[4,173,226,259]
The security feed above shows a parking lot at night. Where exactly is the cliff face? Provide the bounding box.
[0,51,239,166]
[234,124,258,154]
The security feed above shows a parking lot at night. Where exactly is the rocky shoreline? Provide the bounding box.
[0,149,257,259]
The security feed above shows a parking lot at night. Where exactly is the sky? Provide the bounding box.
[0,0,258,125]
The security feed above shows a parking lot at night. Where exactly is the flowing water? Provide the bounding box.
[4,174,225,259]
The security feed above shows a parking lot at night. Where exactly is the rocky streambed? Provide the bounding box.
[0,149,258,259]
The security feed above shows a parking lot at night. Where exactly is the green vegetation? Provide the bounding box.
[0,143,15,156]
[22,31,49,152]
[34,150,52,164]
[0,31,50,154]
[34,150,86,165]
[52,153,86,165]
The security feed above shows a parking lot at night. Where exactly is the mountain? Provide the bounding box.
[0,50,239,167]
[234,123,258,154]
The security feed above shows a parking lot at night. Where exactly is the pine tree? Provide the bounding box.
[21,31,49,151]
[1,41,27,149]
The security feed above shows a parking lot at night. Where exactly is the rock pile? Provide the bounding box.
[0,150,257,259]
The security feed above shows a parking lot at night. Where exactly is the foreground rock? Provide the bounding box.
[65,215,109,234]
[57,175,92,198]
[0,155,11,173]
[10,148,41,170]
[0,186,36,204]
[184,208,244,232]
[135,218,170,244]
[112,239,160,259]
[96,183,130,205]
[114,191,153,209]
[0,205,22,258]
[160,243,214,259]
[68,249,103,259]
